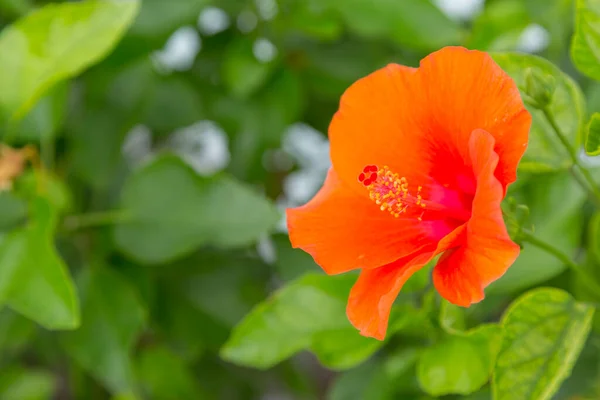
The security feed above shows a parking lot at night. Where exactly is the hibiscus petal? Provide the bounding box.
[347,224,467,340]
[418,46,531,192]
[287,169,452,274]
[346,247,436,340]
[329,64,432,194]
[432,129,520,307]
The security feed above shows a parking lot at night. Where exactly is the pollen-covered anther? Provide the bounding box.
[357,165,426,219]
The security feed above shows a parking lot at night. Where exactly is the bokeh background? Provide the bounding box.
[0,0,599,399]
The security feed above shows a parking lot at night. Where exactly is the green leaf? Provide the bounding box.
[554,340,600,399]
[220,273,352,368]
[524,0,573,58]
[302,41,394,100]
[111,394,139,400]
[417,324,503,396]
[492,288,594,400]
[586,81,600,115]
[182,256,269,328]
[439,300,466,333]
[571,0,600,81]
[228,68,306,180]
[241,68,305,146]
[153,280,230,359]
[222,38,276,99]
[129,0,209,39]
[12,82,69,142]
[468,0,531,51]
[0,0,33,19]
[461,388,493,400]
[61,266,147,393]
[221,273,384,370]
[382,347,424,394]
[67,106,130,190]
[222,272,431,370]
[67,58,155,189]
[0,0,140,120]
[585,113,600,155]
[142,77,203,135]
[490,172,584,293]
[310,328,383,370]
[272,233,319,282]
[271,0,342,41]
[0,308,35,357]
[0,367,56,400]
[493,53,586,172]
[329,347,424,400]
[114,155,280,264]
[151,253,267,357]
[589,211,600,264]
[581,212,600,330]
[0,197,78,329]
[16,170,73,214]
[0,191,27,231]
[136,346,205,399]
[328,359,395,400]
[418,292,504,396]
[322,0,463,51]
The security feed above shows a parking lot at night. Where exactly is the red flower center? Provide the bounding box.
[358,165,425,220]
[358,164,471,222]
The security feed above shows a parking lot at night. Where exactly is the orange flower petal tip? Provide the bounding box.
[286,46,531,340]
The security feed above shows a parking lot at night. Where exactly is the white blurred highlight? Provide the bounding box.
[255,0,278,21]
[277,124,331,232]
[166,121,231,176]
[516,24,550,53]
[152,26,201,73]
[253,38,278,63]
[198,6,230,35]
[122,125,153,166]
[434,0,483,20]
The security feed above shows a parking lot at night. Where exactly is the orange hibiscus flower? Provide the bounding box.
[286,47,532,340]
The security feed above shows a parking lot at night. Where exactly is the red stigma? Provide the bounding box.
[359,166,380,186]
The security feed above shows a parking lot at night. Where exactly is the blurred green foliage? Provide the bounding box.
[0,0,599,399]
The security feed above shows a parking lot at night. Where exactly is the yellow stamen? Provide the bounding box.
[358,165,426,220]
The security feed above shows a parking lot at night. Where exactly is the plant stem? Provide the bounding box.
[569,166,600,208]
[63,210,131,231]
[521,230,600,297]
[543,107,600,203]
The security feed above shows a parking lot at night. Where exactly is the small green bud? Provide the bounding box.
[524,67,556,109]
[503,198,530,245]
